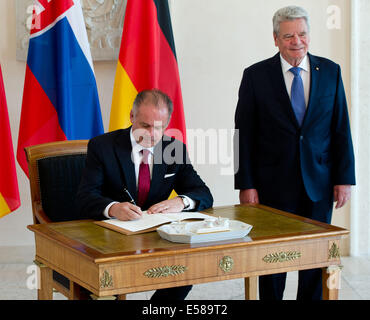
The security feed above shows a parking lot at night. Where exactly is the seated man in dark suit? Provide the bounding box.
[77,89,213,300]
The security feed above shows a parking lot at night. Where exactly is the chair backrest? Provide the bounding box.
[25,140,88,224]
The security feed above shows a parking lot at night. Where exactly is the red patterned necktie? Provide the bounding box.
[137,149,151,207]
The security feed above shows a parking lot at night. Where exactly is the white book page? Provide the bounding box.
[102,211,214,232]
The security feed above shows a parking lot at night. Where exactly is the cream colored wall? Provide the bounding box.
[350,0,370,256]
[173,0,352,254]
[0,0,352,252]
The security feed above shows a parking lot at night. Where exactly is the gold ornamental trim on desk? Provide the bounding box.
[219,256,234,273]
[263,251,302,263]
[328,242,340,259]
[33,260,47,268]
[100,270,113,288]
[144,265,188,278]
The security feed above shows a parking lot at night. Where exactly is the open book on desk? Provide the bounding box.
[95,211,215,235]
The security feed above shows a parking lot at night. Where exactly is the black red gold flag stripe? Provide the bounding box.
[109,0,186,143]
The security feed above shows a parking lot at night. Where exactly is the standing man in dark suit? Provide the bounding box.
[77,89,213,300]
[234,6,355,300]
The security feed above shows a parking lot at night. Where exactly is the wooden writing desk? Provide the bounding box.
[27,204,348,300]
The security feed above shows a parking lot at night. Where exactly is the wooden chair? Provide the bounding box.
[25,140,90,299]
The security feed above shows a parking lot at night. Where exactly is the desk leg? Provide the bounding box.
[322,265,342,300]
[35,261,53,300]
[69,281,90,300]
[244,277,257,300]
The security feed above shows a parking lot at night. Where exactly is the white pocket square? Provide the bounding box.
[164,173,176,178]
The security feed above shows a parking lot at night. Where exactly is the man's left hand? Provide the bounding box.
[334,185,352,209]
[147,197,185,214]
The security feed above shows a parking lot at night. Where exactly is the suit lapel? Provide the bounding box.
[303,53,321,127]
[113,128,137,201]
[269,53,301,130]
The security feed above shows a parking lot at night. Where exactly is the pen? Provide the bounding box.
[123,187,136,205]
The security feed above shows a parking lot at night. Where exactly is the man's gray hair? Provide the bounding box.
[132,89,173,118]
[273,6,310,35]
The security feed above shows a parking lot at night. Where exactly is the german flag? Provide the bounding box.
[109,0,186,143]
[0,64,20,218]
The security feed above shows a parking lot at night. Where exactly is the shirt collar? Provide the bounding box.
[280,54,310,73]
[130,128,154,155]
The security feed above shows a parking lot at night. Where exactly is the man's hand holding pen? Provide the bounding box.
[108,188,142,221]
[108,187,186,221]
[108,202,143,221]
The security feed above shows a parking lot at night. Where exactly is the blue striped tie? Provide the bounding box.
[290,67,306,126]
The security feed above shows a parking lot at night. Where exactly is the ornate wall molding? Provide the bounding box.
[16,0,126,61]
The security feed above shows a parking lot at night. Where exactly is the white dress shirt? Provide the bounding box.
[130,129,154,182]
[103,128,195,218]
[280,54,311,108]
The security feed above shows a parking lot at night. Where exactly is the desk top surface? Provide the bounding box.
[28,204,348,263]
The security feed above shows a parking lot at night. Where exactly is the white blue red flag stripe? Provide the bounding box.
[17,0,104,176]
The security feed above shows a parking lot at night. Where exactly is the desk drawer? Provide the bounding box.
[97,238,341,295]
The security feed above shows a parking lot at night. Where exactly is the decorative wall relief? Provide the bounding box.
[82,0,125,60]
[16,0,126,61]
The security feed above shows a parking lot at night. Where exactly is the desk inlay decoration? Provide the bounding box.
[144,265,188,278]
[100,270,113,288]
[219,256,234,273]
[328,242,341,260]
[262,251,302,263]
[33,260,46,268]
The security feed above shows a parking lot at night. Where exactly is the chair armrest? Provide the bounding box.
[34,201,52,224]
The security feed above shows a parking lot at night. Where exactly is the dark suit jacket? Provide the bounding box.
[77,127,213,220]
[234,53,355,210]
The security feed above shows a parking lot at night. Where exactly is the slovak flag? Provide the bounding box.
[17,0,104,176]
